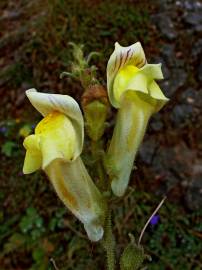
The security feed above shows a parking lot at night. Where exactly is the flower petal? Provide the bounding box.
[23,135,42,174]
[45,157,106,241]
[26,89,84,158]
[149,80,169,112]
[113,63,169,111]
[35,112,78,168]
[140,63,164,80]
[107,42,146,108]
[105,92,153,196]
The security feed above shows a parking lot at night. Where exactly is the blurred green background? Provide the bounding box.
[0,0,202,269]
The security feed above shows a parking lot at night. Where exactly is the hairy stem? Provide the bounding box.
[102,210,116,270]
[91,140,107,191]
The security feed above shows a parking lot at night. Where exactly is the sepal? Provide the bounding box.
[120,235,151,270]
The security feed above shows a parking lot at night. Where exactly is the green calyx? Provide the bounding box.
[84,100,108,141]
[120,234,151,270]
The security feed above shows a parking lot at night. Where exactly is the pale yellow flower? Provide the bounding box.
[106,42,169,197]
[23,89,106,241]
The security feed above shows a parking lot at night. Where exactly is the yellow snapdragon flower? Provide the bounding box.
[106,42,169,197]
[23,89,106,241]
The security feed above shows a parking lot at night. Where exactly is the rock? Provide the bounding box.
[197,62,202,81]
[195,24,202,32]
[183,11,202,26]
[160,44,185,68]
[171,104,193,126]
[195,90,202,108]
[152,14,177,40]
[151,144,196,193]
[160,44,175,67]
[1,10,21,21]
[181,88,202,109]
[139,138,158,165]
[181,88,197,104]
[176,0,202,11]
[161,68,187,97]
[150,114,164,131]
[185,161,202,210]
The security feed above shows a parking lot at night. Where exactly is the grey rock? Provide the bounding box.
[160,44,185,68]
[150,114,164,131]
[157,0,171,12]
[151,151,179,193]
[139,138,158,165]
[191,39,202,60]
[180,88,202,114]
[1,10,21,21]
[195,90,202,108]
[161,68,187,97]
[160,44,175,67]
[176,0,202,11]
[186,161,202,210]
[183,11,202,26]
[171,104,193,126]
[195,24,202,32]
[161,44,175,58]
[153,14,177,40]
[181,88,196,104]
[197,62,202,82]
[152,144,195,192]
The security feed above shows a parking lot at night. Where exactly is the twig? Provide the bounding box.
[50,258,59,270]
[138,196,166,246]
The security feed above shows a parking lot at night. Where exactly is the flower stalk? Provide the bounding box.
[22,41,169,269]
[102,210,116,270]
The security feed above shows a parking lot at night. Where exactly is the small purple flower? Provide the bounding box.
[0,126,7,134]
[150,215,160,227]
[18,171,24,176]
[31,124,36,130]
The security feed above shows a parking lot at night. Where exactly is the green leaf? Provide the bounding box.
[1,141,17,157]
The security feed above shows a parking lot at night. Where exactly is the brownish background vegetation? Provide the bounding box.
[0,0,202,269]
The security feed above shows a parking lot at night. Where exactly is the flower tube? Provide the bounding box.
[106,42,169,197]
[23,89,106,241]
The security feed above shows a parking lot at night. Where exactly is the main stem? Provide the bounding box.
[91,140,107,191]
[102,210,116,270]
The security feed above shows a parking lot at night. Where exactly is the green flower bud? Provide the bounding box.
[120,243,145,270]
[82,84,109,141]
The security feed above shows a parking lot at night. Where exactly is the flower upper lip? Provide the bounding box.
[107,42,169,111]
[26,89,84,159]
[107,42,147,108]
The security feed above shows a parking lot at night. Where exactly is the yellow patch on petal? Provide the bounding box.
[113,65,139,104]
[55,174,78,210]
[35,111,64,134]
[36,111,78,168]
[23,135,42,174]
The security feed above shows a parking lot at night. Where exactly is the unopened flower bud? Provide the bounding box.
[120,243,145,270]
[82,84,109,141]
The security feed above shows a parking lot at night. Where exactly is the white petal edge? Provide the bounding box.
[26,89,84,159]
